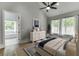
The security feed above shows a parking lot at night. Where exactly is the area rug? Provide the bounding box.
[24,46,41,56]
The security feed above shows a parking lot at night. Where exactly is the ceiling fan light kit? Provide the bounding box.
[46,7,50,10]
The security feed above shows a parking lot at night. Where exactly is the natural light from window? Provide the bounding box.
[62,17,76,36]
[51,17,76,37]
[5,20,17,34]
[51,20,60,34]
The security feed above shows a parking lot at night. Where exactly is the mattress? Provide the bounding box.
[37,38,67,56]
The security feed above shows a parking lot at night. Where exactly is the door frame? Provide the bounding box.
[2,10,21,47]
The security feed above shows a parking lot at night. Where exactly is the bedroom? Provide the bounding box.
[0,2,78,56]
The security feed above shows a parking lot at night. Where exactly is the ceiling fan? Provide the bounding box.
[40,2,58,12]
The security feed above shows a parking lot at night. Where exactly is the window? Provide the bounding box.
[51,20,60,34]
[62,17,76,36]
[5,20,17,34]
[50,16,76,37]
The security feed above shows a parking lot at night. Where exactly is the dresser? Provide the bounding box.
[30,31,46,43]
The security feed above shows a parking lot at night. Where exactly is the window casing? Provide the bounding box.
[51,16,76,37]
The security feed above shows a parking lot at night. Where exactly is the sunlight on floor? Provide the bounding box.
[4,38,19,56]
[5,38,19,46]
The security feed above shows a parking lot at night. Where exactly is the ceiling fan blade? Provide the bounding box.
[40,7,47,9]
[42,2,47,6]
[50,7,57,9]
[51,2,57,6]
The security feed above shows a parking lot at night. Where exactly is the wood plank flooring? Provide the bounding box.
[0,42,33,56]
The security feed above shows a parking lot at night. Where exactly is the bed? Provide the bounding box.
[35,37,70,56]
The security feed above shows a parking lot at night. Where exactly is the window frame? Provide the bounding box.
[51,16,76,37]
[51,19,60,34]
[61,16,76,36]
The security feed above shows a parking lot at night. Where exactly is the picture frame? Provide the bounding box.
[32,18,40,31]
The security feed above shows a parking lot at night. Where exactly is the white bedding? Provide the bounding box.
[42,38,66,55]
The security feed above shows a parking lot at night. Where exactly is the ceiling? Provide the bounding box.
[38,2,79,17]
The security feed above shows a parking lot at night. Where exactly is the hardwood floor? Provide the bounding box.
[0,42,33,56]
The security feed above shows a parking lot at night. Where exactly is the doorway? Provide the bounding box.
[3,10,21,47]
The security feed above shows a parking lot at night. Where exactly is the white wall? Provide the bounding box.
[0,2,47,45]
